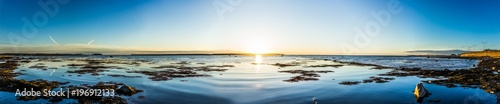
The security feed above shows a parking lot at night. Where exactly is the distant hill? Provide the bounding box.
[460,50,500,58]
[406,49,468,55]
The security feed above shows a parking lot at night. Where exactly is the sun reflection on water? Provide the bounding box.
[255,55,263,73]
[255,55,263,63]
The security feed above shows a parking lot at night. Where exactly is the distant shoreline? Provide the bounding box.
[460,50,500,58]
[0,53,285,56]
[1,51,498,58]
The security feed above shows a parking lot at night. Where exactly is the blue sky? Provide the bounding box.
[0,0,499,54]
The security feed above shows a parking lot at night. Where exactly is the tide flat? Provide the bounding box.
[0,55,496,104]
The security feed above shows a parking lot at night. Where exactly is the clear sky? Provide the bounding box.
[1,0,499,55]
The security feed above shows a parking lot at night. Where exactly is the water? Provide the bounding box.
[1,55,496,104]
[305,55,480,70]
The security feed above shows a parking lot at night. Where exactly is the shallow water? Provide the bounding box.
[1,55,496,104]
[307,55,479,70]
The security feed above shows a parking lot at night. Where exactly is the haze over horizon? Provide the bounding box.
[1,0,499,55]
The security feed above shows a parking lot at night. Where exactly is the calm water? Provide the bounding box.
[0,55,496,104]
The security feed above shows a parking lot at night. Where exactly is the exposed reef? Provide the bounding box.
[0,56,144,103]
[278,70,334,82]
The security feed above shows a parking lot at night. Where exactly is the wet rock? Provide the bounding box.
[360,76,395,83]
[193,66,228,72]
[445,83,458,88]
[152,65,229,72]
[91,73,100,76]
[171,61,190,65]
[397,67,422,71]
[371,66,394,69]
[428,99,441,102]
[362,79,374,83]
[279,70,334,82]
[283,76,319,82]
[279,70,333,74]
[67,69,108,75]
[81,65,111,70]
[306,64,343,68]
[414,82,429,98]
[271,63,300,67]
[152,65,178,69]
[116,85,143,96]
[107,74,142,78]
[332,60,393,69]
[0,60,21,78]
[339,81,361,85]
[28,65,48,70]
[61,82,142,103]
[127,69,210,81]
[206,65,235,68]
[0,78,61,101]
[375,58,500,93]
[67,64,87,67]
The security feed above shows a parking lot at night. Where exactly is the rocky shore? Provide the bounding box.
[376,57,500,93]
[329,56,500,94]
[0,56,144,103]
[306,55,500,97]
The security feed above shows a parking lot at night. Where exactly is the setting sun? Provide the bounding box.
[247,43,271,54]
[244,36,273,54]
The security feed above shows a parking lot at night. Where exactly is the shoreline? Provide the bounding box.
[0,53,285,56]
[323,56,500,95]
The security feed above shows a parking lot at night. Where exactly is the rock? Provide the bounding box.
[116,85,143,96]
[271,63,300,67]
[107,74,141,78]
[339,81,361,85]
[312,97,317,103]
[126,70,210,81]
[279,70,334,82]
[445,83,457,88]
[306,64,343,68]
[371,66,393,69]
[363,79,374,83]
[428,99,441,102]
[414,82,429,98]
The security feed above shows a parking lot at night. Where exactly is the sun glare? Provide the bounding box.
[246,40,272,54]
[255,55,263,63]
[254,55,263,73]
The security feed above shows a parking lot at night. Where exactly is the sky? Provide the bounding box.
[0,0,499,55]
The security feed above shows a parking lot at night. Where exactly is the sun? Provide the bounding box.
[246,41,271,54]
